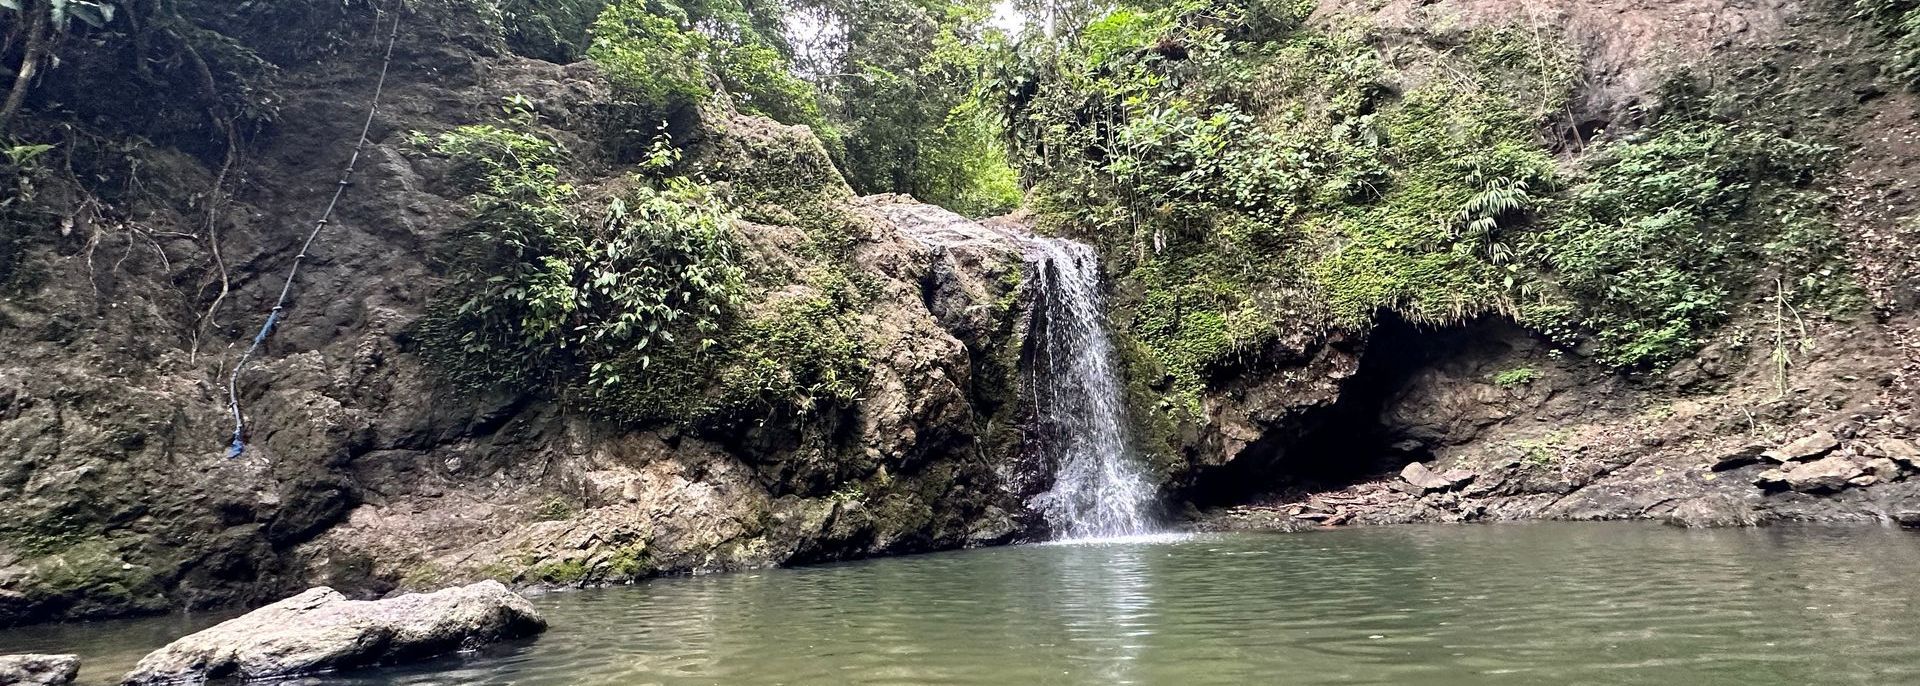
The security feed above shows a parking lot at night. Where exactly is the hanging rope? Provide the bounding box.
[224,11,403,459]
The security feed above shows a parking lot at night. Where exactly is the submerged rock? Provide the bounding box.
[1897,511,1920,529]
[121,581,544,685]
[0,654,80,685]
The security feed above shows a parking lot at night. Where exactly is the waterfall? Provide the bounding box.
[1023,238,1154,540]
[880,199,1155,540]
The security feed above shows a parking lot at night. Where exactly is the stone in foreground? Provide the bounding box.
[121,581,544,685]
[0,654,80,685]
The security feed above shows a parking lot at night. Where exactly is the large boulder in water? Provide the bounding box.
[0,654,80,685]
[120,581,544,685]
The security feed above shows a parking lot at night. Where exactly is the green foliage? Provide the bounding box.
[1518,118,1852,368]
[714,37,828,127]
[591,268,874,423]
[591,0,826,127]
[1310,83,1559,326]
[416,116,751,418]
[1490,367,1539,387]
[807,0,1020,216]
[1003,0,1861,422]
[713,276,873,413]
[1855,0,1920,89]
[998,0,1568,410]
[586,0,1016,216]
[590,1,714,108]
[416,103,878,428]
[483,0,609,63]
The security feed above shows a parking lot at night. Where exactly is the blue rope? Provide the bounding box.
[224,13,400,458]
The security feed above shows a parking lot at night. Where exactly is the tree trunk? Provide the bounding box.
[0,0,52,136]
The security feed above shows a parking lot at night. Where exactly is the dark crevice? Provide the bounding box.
[1183,314,1519,508]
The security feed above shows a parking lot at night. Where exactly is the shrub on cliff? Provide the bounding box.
[414,102,880,427]
[590,0,826,130]
[416,117,749,411]
[1520,117,1850,368]
[1856,0,1920,89]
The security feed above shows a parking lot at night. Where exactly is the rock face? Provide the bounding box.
[0,22,1038,623]
[0,654,80,685]
[121,582,543,685]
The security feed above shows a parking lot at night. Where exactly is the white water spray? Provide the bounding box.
[1023,238,1154,539]
[883,200,1156,540]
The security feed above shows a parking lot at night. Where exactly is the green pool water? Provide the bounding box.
[9,522,1920,685]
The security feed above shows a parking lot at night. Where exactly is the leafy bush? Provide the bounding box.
[417,119,749,413]
[1518,119,1849,368]
[1490,367,1540,387]
[1855,0,1920,89]
[484,0,609,63]
[589,1,714,109]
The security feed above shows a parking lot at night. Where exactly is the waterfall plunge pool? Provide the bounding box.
[10,522,1920,685]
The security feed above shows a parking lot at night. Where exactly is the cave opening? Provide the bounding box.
[1184,313,1528,509]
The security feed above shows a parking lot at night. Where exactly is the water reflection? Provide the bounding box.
[1042,537,1161,685]
[8,524,1920,686]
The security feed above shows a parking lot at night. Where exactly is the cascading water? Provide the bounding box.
[881,200,1156,540]
[1023,238,1155,539]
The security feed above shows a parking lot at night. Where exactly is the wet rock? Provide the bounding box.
[1897,511,1920,529]
[1755,455,1868,494]
[121,581,544,685]
[1761,431,1841,463]
[1399,462,1476,494]
[1662,495,1760,528]
[0,654,80,685]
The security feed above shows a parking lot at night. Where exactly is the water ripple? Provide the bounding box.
[11,524,1920,685]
